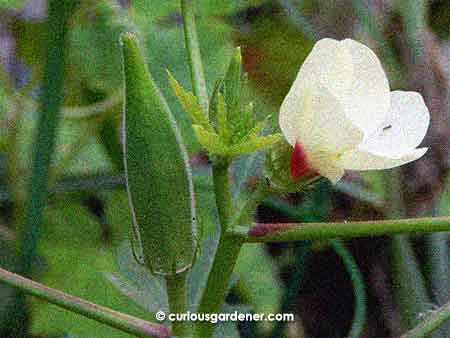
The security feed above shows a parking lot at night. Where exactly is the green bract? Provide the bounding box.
[168,47,281,158]
[121,32,197,275]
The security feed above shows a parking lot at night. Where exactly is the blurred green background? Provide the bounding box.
[0,0,448,337]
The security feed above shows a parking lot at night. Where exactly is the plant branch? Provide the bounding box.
[230,216,450,242]
[180,0,209,112]
[400,300,450,338]
[0,267,170,338]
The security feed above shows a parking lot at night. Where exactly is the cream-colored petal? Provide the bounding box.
[338,147,428,171]
[279,80,364,154]
[339,39,390,135]
[297,38,354,101]
[309,150,345,183]
[360,91,430,158]
[320,165,345,183]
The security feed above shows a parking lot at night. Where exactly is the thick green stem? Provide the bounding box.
[194,160,235,338]
[230,216,450,242]
[400,300,450,338]
[212,160,232,231]
[195,235,244,338]
[166,270,191,336]
[180,0,209,112]
[0,267,169,338]
[195,168,270,338]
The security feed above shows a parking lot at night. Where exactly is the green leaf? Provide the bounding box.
[110,241,169,315]
[67,1,133,94]
[167,70,213,132]
[109,173,220,314]
[234,245,281,333]
[121,32,196,275]
[30,200,151,338]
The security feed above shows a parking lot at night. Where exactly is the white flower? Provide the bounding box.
[279,38,430,183]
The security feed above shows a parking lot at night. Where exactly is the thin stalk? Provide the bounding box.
[19,0,77,276]
[6,1,78,335]
[180,0,209,112]
[230,216,450,242]
[400,300,450,338]
[0,267,170,338]
[330,240,366,338]
[269,241,311,338]
[277,0,318,41]
[166,270,191,336]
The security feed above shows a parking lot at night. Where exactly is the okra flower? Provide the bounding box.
[279,38,430,183]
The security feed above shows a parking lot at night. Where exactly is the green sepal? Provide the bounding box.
[265,140,318,193]
[192,124,228,156]
[223,47,242,116]
[245,112,269,140]
[167,70,214,132]
[183,45,278,158]
[121,32,197,276]
[193,123,281,157]
[216,93,230,143]
[228,134,283,157]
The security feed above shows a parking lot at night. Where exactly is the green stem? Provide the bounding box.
[330,240,366,338]
[391,235,430,329]
[400,300,450,338]
[0,267,169,338]
[20,0,78,276]
[230,216,450,242]
[195,163,270,338]
[180,0,209,112]
[212,160,232,231]
[166,270,191,336]
[5,1,78,335]
[195,234,244,338]
[195,160,235,338]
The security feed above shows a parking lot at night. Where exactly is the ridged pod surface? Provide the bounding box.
[121,32,196,275]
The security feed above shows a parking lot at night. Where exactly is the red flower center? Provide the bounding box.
[290,141,311,180]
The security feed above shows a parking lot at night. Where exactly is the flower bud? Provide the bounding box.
[265,140,318,193]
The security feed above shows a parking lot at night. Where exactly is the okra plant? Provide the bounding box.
[0,1,448,338]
